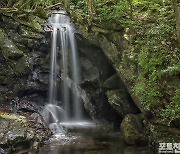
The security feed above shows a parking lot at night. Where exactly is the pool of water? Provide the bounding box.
[15,122,153,154]
[25,122,152,154]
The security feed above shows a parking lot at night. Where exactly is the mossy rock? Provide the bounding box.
[0,28,24,60]
[0,111,50,152]
[0,64,13,85]
[7,30,35,49]
[0,16,20,30]
[120,114,148,145]
[14,55,32,75]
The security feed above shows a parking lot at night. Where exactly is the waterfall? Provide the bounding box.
[41,11,82,132]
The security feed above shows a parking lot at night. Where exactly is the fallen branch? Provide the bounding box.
[0,7,18,13]
[45,3,63,10]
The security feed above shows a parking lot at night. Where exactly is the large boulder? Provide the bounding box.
[0,110,50,153]
[0,113,34,147]
[120,114,148,145]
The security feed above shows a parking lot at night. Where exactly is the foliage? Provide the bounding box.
[0,0,57,20]
[160,88,180,125]
[129,0,179,125]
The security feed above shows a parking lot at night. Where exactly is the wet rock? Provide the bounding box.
[0,110,50,152]
[15,98,37,113]
[0,28,24,60]
[120,114,148,145]
[0,113,34,148]
[107,89,140,118]
[0,13,48,115]
[29,112,47,128]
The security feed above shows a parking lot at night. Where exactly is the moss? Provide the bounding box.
[0,112,27,123]
[120,114,147,145]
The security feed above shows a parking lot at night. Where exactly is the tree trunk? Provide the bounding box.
[172,0,180,43]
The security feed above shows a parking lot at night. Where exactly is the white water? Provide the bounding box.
[42,11,83,133]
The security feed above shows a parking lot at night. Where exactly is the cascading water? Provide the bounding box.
[41,11,83,133]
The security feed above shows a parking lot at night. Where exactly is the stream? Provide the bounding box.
[20,122,153,154]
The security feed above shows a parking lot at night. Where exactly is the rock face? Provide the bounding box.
[0,15,50,105]
[0,14,51,151]
[120,114,147,145]
[76,35,132,122]
[66,7,144,113]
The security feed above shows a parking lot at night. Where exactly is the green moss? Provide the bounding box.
[121,114,147,145]
[0,112,27,123]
